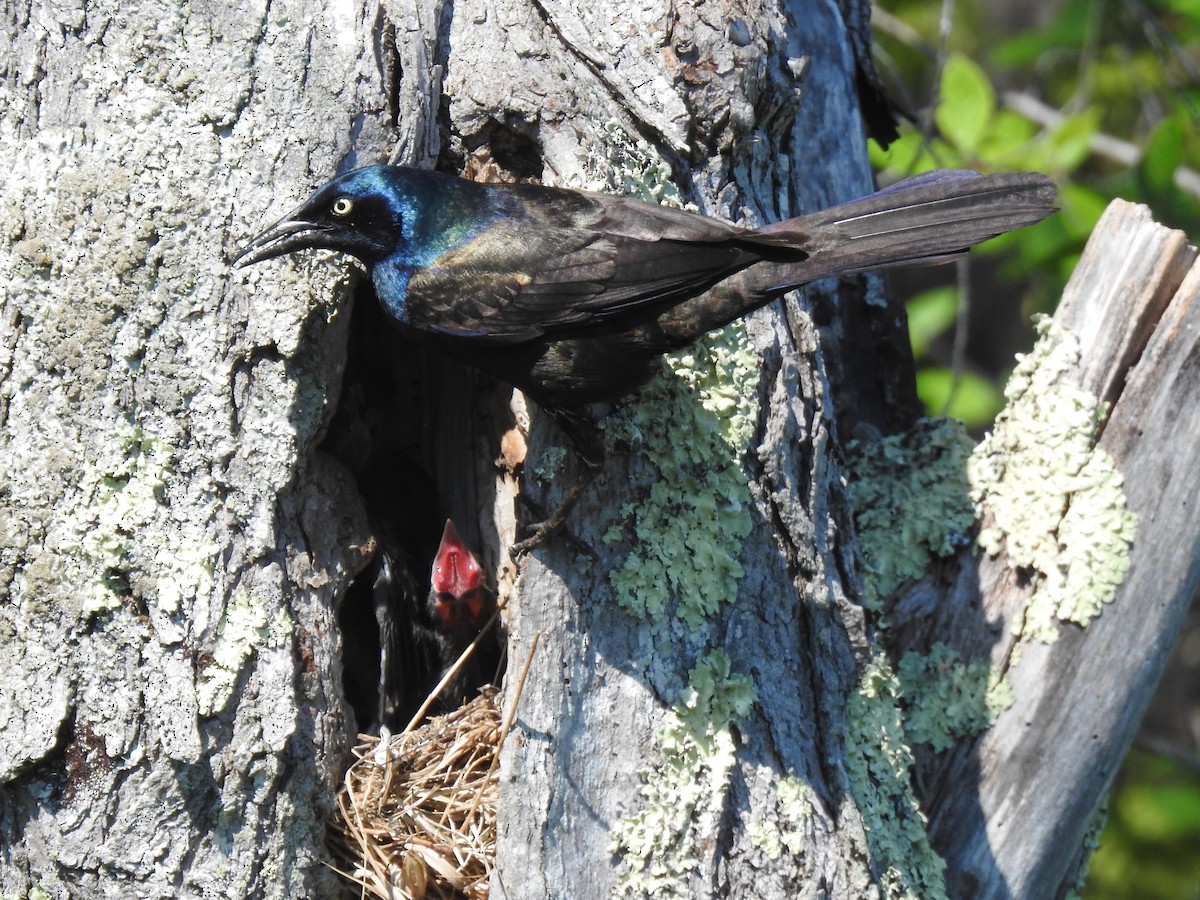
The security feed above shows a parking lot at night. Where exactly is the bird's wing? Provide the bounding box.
[403,188,782,343]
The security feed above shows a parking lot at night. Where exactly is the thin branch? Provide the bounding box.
[1002,90,1200,200]
[403,595,511,734]
[942,257,972,418]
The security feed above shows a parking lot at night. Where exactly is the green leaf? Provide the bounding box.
[873,133,964,182]
[869,129,924,172]
[990,0,1092,66]
[976,109,1039,168]
[1167,0,1200,24]
[1141,116,1184,195]
[1045,108,1102,172]
[936,54,996,154]
[907,287,960,359]
[916,368,1004,428]
[989,215,1070,269]
[1059,182,1108,239]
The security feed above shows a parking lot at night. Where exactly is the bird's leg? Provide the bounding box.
[510,407,604,559]
[511,471,599,558]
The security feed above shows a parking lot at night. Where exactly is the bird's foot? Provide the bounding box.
[510,485,597,561]
[510,408,604,561]
[509,521,558,560]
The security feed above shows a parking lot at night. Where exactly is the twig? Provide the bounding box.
[943,257,972,418]
[465,630,542,829]
[403,594,510,734]
[1134,733,1200,776]
[1003,90,1200,200]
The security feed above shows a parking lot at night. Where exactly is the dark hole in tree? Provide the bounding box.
[323,279,506,734]
[487,123,544,180]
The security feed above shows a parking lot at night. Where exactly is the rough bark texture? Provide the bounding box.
[0,0,412,895]
[1,1,1191,899]
[892,203,1199,899]
[956,206,1198,897]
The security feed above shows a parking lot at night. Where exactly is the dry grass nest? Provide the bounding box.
[331,686,504,899]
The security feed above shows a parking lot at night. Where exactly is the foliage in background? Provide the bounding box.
[871,0,1200,427]
[871,2,1200,897]
[1086,751,1200,898]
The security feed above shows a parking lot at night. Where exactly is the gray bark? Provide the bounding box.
[1,1,1190,899]
[0,0,404,895]
[902,202,1200,898]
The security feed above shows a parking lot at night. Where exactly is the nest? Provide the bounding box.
[332,687,504,899]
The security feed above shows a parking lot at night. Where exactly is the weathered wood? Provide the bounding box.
[916,201,1199,898]
[1055,202,1197,409]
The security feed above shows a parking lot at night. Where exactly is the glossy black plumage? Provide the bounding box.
[235,165,1057,550]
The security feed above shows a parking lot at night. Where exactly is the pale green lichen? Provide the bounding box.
[59,423,218,625]
[68,425,173,614]
[969,316,1138,642]
[196,590,290,716]
[896,643,1014,752]
[748,775,812,859]
[533,444,568,482]
[570,120,695,211]
[602,330,758,630]
[574,128,760,895]
[843,655,948,900]
[574,123,757,633]
[154,539,217,617]
[612,650,757,898]
[845,419,976,605]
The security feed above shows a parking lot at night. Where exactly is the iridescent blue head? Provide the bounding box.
[232,165,494,271]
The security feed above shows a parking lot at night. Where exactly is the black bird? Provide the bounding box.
[413,519,501,721]
[346,521,501,732]
[234,165,1057,552]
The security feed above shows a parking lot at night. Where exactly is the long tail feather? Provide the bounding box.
[651,170,1056,349]
[758,170,1058,289]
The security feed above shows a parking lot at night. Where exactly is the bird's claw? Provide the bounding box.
[509,526,549,561]
[510,491,598,561]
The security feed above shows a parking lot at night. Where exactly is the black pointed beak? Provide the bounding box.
[231,215,334,269]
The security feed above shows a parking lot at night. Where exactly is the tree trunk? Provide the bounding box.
[1,1,1190,899]
[0,0,411,895]
[900,202,1200,899]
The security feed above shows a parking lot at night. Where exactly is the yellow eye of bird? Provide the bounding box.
[332,197,353,217]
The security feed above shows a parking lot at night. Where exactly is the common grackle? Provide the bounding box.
[350,522,501,731]
[234,166,1057,553]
